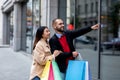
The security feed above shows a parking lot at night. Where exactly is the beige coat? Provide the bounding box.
[29,39,54,80]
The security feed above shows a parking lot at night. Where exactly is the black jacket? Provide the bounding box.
[49,26,92,73]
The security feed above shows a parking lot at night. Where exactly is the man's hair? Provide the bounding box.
[52,18,62,26]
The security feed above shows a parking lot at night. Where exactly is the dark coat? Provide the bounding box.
[49,26,92,73]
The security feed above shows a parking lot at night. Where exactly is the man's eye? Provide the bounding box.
[59,23,63,25]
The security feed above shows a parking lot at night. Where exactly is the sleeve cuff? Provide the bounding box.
[52,54,55,60]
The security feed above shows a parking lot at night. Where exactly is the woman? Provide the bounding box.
[30,26,61,80]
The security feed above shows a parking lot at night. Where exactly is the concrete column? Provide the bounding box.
[41,0,67,36]
[13,2,22,51]
[2,13,10,45]
[47,0,58,36]
[58,0,67,28]
[40,0,58,36]
[41,0,47,26]
[21,3,27,51]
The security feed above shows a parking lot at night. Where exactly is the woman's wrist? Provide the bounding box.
[52,54,55,60]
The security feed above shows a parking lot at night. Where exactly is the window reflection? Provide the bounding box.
[33,0,40,39]
[26,0,33,53]
[26,0,41,53]
[66,0,120,79]
[9,11,13,47]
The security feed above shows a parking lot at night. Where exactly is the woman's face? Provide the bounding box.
[42,28,50,40]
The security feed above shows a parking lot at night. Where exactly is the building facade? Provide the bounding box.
[1,0,120,51]
[1,0,120,52]
[1,0,67,53]
[0,0,4,44]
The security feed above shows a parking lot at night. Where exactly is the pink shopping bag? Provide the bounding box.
[48,62,54,80]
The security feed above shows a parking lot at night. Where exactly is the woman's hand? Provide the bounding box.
[53,50,62,57]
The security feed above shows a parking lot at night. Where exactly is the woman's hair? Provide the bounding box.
[33,26,48,50]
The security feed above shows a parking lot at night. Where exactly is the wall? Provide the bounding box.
[0,0,4,45]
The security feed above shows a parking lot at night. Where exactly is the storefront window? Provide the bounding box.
[66,0,75,30]
[100,0,120,79]
[9,11,13,47]
[26,0,41,53]
[66,0,120,79]
[33,0,40,39]
[26,0,33,53]
[66,0,98,79]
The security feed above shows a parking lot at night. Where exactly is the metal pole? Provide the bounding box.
[74,0,76,48]
[39,0,41,27]
[74,0,76,29]
[98,0,101,79]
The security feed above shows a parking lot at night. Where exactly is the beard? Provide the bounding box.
[56,27,64,33]
[57,29,64,32]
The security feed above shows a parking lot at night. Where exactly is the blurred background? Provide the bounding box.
[0,0,120,80]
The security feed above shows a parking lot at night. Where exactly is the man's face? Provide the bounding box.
[54,19,64,33]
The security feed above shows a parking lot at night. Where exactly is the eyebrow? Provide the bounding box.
[58,22,64,24]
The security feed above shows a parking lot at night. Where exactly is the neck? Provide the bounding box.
[41,38,47,42]
[55,31,63,34]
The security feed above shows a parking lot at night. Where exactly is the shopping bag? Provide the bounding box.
[75,52,83,60]
[52,60,62,80]
[41,61,51,80]
[48,62,54,80]
[65,60,91,80]
[85,61,91,80]
[41,60,62,80]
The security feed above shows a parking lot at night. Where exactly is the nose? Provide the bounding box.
[62,23,64,27]
[48,31,50,34]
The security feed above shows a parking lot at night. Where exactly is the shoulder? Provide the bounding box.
[49,34,57,41]
[64,30,73,36]
[49,34,59,46]
[36,40,43,47]
[36,40,47,47]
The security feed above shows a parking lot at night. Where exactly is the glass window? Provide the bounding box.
[66,0,75,30]
[9,11,14,47]
[66,0,98,79]
[26,0,41,53]
[26,0,33,53]
[100,0,120,79]
[33,0,40,39]
[96,2,98,13]
[66,0,120,80]
[91,3,93,13]
[85,4,88,14]
[77,5,81,15]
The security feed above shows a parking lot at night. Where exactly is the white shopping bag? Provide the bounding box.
[75,52,83,60]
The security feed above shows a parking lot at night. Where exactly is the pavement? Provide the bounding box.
[0,47,32,80]
[0,42,120,80]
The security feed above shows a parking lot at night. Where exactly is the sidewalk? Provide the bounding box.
[0,47,32,80]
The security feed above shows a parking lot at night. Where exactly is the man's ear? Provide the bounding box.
[52,24,56,29]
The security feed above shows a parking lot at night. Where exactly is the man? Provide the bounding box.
[49,18,99,79]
